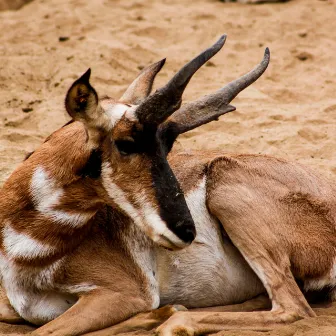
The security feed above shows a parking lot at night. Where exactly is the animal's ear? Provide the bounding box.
[65,69,98,122]
[119,59,166,105]
[65,69,111,142]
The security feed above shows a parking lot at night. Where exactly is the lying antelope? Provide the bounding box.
[0,35,334,336]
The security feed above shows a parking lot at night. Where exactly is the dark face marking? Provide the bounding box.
[77,149,102,179]
[157,120,180,155]
[123,124,196,245]
[150,139,196,244]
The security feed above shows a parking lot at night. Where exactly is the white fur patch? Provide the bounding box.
[0,252,71,324]
[184,177,208,245]
[26,291,76,325]
[65,283,98,294]
[101,162,186,249]
[0,250,98,324]
[186,176,271,302]
[105,103,129,126]
[3,224,55,259]
[122,226,160,309]
[125,105,137,121]
[0,251,97,325]
[157,176,264,308]
[30,166,94,227]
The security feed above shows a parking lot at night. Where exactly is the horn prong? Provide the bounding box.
[159,47,270,146]
[135,35,227,125]
[120,59,166,105]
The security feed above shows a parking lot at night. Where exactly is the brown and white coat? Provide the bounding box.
[2,35,335,336]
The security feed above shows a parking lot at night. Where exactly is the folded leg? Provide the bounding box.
[156,309,307,336]
[191,294,271,313]
[207,182,315,319]
[32,289,148,336]
[84,305,187,336]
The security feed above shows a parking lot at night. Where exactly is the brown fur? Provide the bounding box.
[58,149,336,336]
[0,54,201,335]
[0,123,105,266]
[5,41,328,336]
[153,151,336,335]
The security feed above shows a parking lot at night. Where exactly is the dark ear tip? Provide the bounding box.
[79,68,91,83]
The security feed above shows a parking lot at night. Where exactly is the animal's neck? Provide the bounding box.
[0,167,102,267]
[119,214,160,309]
[0,123,107,266]
[88,204,160,309]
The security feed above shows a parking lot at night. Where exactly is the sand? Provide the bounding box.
[0,0,335,334]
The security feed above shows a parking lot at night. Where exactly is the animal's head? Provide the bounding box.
[64,35,270,250]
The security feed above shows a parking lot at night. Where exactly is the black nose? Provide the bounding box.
[174,223,196,244]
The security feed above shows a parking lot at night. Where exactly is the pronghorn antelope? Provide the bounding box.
[0,35,267,335]
[0,34,333,336]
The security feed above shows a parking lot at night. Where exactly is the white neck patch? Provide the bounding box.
[3,224,55,260]
[30,166,94,227]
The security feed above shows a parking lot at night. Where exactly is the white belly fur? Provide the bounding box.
[157,177,265,308]
[0,253,76,325]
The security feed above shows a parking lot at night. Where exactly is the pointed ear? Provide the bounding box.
[119,59,165,105]
[65,69,99,122]
[65,69,111,143]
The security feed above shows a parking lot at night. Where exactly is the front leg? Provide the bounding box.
[85,305,187,336]
[86,296,269,335]
[207,184,315,320]
[32,289,149,336]
[191,294,271,312]
[156,309,307,336]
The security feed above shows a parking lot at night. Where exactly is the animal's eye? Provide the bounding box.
[115,140,137,156]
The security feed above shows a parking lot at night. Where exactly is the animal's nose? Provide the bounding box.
[183,227,196,244]
[174,223,196,244]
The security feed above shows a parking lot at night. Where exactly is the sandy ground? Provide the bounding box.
[0,0,335,335]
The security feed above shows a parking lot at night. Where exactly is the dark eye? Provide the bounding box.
[115,140,137,156]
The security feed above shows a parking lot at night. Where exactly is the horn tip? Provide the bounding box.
[227,104,236,112]
[261,48,270,67]
[211,34,227,54]
[154,58,166,71]
[217,34,227,46]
